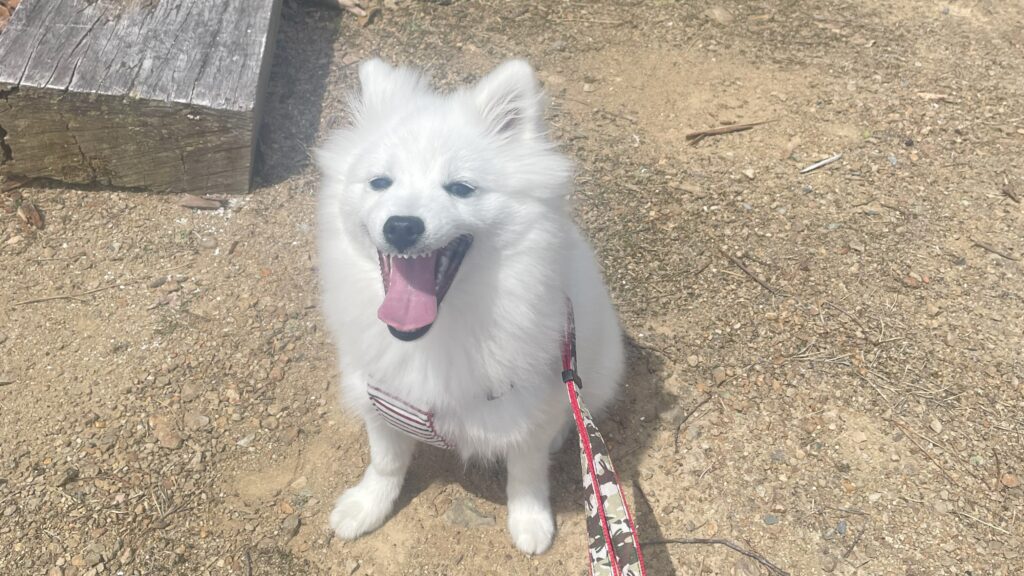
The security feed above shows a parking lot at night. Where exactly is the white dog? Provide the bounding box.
[316,58,625,555]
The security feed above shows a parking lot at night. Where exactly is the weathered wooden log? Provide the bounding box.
[0,0,282,194]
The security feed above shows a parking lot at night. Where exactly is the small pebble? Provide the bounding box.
[147,276,167,289]
[763,514,779,525]
[281,514,301,539]
[712,367,727,385]
[686,355,699,367]
[444,497,496,528]
[199,237,217,249]
[55,467,79,488]
[149,415,183,450]
[183,412,210,431]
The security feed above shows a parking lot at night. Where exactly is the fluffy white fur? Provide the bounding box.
[316,58,625,555]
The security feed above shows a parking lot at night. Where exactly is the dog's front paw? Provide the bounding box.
[329,484,393,540]
[508,505,555,555]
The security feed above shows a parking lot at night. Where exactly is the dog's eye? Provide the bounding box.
[444,182,476,198]
[369,176,393,191]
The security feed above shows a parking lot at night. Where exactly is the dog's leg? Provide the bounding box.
[330,419,415,539]
[506,440,555,555]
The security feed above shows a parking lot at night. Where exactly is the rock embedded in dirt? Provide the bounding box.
[149,415,183,450]
[443,497,495,528]
[183,412,210,431]
[712,367,728,385]
[281,514,301,539]
[55,467,79,487]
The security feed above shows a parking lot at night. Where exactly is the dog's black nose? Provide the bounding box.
[383,216,425,252]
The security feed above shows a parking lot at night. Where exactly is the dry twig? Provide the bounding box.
[970,238,1019,261]
[720,249,779,294]
[11,262,192,307]
[843,526,865,559]
[674,396,713,453]
[951,510,1010,535]
[800,153,843,174]
[11,283,125,306]
[644,537,790,576]
[890,419,961,487]
[685,120,773,145]
[1003,181,1020,203]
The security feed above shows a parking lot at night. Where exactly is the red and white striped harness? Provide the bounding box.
[367,384,452,449]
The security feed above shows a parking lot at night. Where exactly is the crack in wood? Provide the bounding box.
[188,0,234,105]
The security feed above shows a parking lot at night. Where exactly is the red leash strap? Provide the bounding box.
[562,301,647,576]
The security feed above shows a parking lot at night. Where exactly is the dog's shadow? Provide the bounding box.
[392,336,676,573]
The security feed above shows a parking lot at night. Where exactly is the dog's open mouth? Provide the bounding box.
[377,235,473,341]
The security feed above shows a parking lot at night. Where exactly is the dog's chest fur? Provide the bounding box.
[353,323,565,457]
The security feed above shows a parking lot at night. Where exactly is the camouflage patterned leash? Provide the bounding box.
[562,301,647,576]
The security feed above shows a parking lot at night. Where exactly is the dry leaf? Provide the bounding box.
[1,175,29,192]
[17,201,44,229]
[916,92,956,103]
[704,6,735,25]
[358,6,382,27]
[178,194,225,210]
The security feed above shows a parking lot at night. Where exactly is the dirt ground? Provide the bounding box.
[2,0,1023,574]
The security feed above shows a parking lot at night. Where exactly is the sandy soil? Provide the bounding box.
[2,0,1023,574]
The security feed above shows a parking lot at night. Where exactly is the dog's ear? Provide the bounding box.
[472,60,545,141]
[353,58,429,121]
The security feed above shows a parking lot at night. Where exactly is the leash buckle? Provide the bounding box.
[561,369,583,389]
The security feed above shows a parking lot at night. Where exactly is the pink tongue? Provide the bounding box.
[378,254,439,332]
